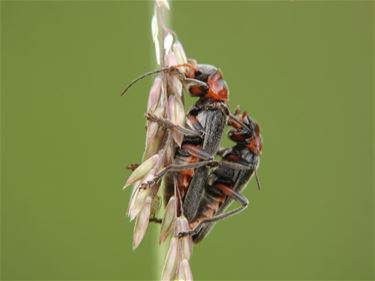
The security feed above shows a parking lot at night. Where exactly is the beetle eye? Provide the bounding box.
[195,70,202,76]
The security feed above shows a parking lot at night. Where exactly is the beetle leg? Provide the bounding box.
[146,112,202,137]
[177,184,249,238]
[166,160,218,177]
[182,144,213,160]
[218,161,256,171]
[141,160,219,188]
[183,78,209,91]
[185,114,204,134]
[216,147,232,157]
[228,112,253,134]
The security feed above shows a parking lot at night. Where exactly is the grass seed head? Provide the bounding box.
[161,237,179,281]
[177,259,193,281]
[132,196,152,250]
[160,196,177,244]
[123,154,160,189]
[147,76,162,112]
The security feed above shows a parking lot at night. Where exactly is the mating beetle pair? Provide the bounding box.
[123,61,262,243]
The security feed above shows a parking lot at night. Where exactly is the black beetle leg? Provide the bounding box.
[182,144,213,160]
[141,160,218,189]
[216,147,231,157]
[176,185,249,238]
[219,161,256,171]
[145,112,202,137]
[183,78,209,91]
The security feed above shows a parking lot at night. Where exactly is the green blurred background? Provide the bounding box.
[1,1,373,280]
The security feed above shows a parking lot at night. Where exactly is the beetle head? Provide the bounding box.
[185,64,229,102]
[228,108,262,156]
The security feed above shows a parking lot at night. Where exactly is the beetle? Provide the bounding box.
[141,63,231,216]
[176,108,262,242]
[122,62,249,223]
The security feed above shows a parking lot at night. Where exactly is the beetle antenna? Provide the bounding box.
[173,175,185,216]
[255,169,261,190]
[121,63,196,96]
[120,66,170,96]
[177,182,184,216]
[228,113,252,134]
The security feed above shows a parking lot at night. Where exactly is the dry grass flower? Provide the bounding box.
[124,1,194,280]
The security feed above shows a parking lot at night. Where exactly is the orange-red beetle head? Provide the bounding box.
[247,123,262,156]
[228,110,262,156]
[186,64,228,102]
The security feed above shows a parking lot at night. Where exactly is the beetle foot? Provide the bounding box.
[140,180,156,189]
[126,163,139,171]
[149,216,162,224]
[175,231,192,238]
